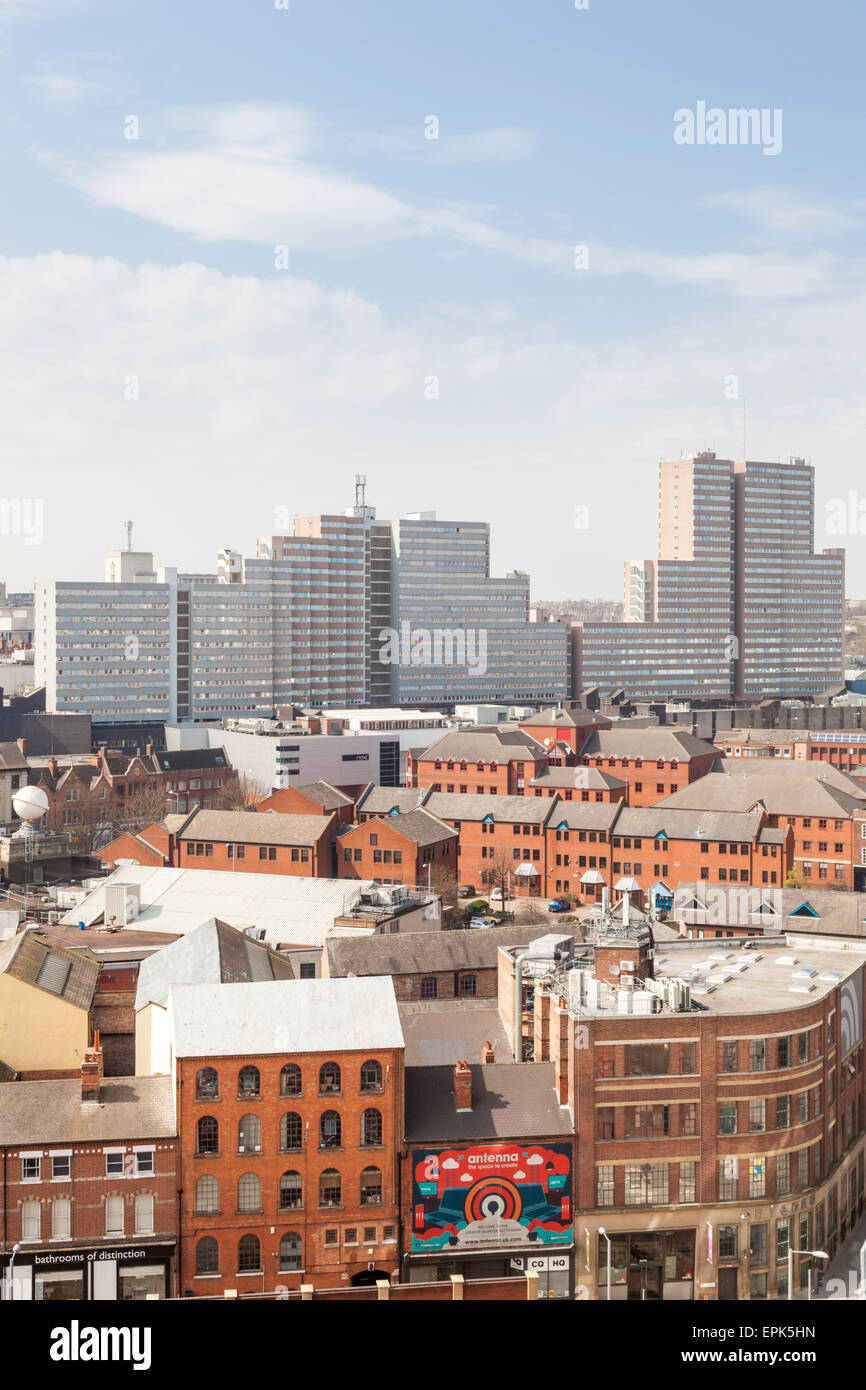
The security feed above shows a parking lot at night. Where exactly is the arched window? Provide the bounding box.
[238,1065,260,1098]
[319,1169,341,1206]
[279,1231,302,1271]
[195,1175,219,1214]
[196,1236,219,1275]
[361,1108,382,1147]
[196,1115,219,1155]
[280,1112,303,1151]
[319,1061,341,1095]
[21,1199,40,1241]
[421,977,438,1000]
[196,1067,218,1100]
[360,1059,383,1093]
[237,1172,261,1213]
[360,1166,383,1206]
[280,1063,302,1097]
[237,1234,261,1273]
[238,1114,261,1153]
[279,1171,302,1209]
[320,1110,341,1149]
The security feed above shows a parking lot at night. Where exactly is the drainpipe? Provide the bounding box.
[512,951,567,1061]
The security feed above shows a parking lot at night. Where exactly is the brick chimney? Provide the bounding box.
[453,1060,472,1112]
[81,1030,104,1106]
[47,755,58,778]
[15,737,26,757]
[482,1040,496,1064]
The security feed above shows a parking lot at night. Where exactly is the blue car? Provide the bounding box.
[547,899,569,913]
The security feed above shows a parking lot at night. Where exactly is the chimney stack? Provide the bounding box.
[81,1030,104,1106]
[15,737,27,757]
[453,1059,472,1112]
[482,1040,495,1065]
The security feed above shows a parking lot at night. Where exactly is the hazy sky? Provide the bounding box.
[1,0,865,598]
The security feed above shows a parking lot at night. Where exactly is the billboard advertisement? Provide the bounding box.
[410,1142,573,1253]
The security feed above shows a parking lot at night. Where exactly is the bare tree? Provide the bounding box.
[216,773,270,810]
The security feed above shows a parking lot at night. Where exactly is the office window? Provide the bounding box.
[360,1059,383,1093]
[624,1163,668,1206]
[597,1166,615,1206]
[679,1161,696,1203]
[319,1061,341,1095]
[750,1223,768,1266]
[719,1225,738,1260]
[777,1152,790,1194]
[238,1065,260,1098]
[597,1107,615,1141]
[279,1232,302,1272]
[280,1064,302,1097]
[749,1158,766,1198]
[750,1039,766,1072]
[238,1114,261,1153]
[320,1111,341,1149]
[196,1067,219,1100]
[361,1109,383,1147]
[749,1099,766,1133]
[720,1103,738,1136]
[721,1041,738,1073]
[319,1169,341,1206]
[777,1095,791,1129]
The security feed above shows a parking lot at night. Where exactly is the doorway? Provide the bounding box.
[718,1267,739,1300]
[627,1261,662,1300]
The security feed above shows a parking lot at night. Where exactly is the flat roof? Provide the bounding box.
[405,1062,572,1142]
[0,1075,175,1146]
[649,936,866,1016]
[398,999,513,1067]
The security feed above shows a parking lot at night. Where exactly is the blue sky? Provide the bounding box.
[2,0,864,595]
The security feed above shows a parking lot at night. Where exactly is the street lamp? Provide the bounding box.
[598,1227,612,1302]
[787,1247,829,1301]
[6,1242,21,1301]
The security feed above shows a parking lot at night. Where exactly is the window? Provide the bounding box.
[280,1232,302,1272]
[21,1201,41,1241]
[196,1067,219,1100]
[749,1158,766,1198]
[777,1095,791,1129]
[324,1228,338,1247]
[237,1173,261,1213]
[721,1041,738,1073]
[320,1111,341,1149]
[459,973,477,998]
[319,1061,341,1095]
[21,1155,41,1182]
[719,1225,738,1260]
[135,1193,154,1234]
[777,1153,790,1194]
[362,1109,382,1147]
[196,1116,219,1155]
[196,1237,219,1276]
[135,1150,154,1176]
[596,1046,614,1078]
[238,1114,261,1153]
[280,1171,302,1209]
[281,1112,303,1151]
[681,1043,696,1074]
[719,1158,737,1200]
[361,1166,383,1205]
[750,1039,766,1072]
[281,1064,302,1097]
[624,1043,670,1076]
[195,1175,219,1214]
[106,1195,124,1236]
[360,1059,383,1093]
[679,1161,696,1203]
[421,977,438,1000]
[719,1103,738,1136]
[624,1163,668,1206]
[597,1166,615,1206]
[750,1223,768,1266]
[238,1065,260,1098]
[105,1151,125,1176]
[798,1032,808,1064]
[238,1235,261,1273]
[52,1198,71,1240]
[749,1099,766,1133]
[51,1154,71,1180]
[319,1169,342,1206]
[597,1108,615,1141]
[778,1036,790,1069]
[300,962,315,979]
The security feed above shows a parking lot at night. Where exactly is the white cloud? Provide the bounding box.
[354,125,538,163]
[703,187,866,240]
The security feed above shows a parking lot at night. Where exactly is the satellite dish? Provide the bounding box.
[12,786,50,823]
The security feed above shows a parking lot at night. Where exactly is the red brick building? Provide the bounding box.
[257,780,357,824]
[164,807,340,877]
[0,1044,177,1301]
[577,728,720,806]
[337,809,457,887]
[516,705,611,754]
[407,728,550,796]
[528,765,627,803]
[170,978,404,1294]
[716,728,866,775]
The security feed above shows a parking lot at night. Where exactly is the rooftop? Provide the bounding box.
[398,999,513,1067]
[658,762,866,817]
[167,808,334,846]
[404,1062,571,1142]
[529,766,625,790]
[0,931,99,1010]
[356,786,427,816]
[423,792,551,824]
[416,728,547,764]
[0,1075,175,1146]
[579,728,719,760]
[135,918,294,1010]
[168,977,404,1057]
[327,922,562,978]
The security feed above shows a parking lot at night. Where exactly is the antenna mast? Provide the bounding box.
[125,520,133,552]
[354,474,367,510]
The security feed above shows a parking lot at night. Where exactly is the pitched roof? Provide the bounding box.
[357,786,427,816]
[135,918,295,1010]
[545,802,621,832]
[293,780,354,810]
[0,1075,175,1145]
[519,707,608,729]
[0,932,99,1010]
[0,741,28,773]
[671,883,866,937]
[529,766,625,790]
[404,1062,572,1141]
[613,805,765,843]
[327,922,561,978]
[579,728,719,760]
[658,764,866,817]
[169,808,334,846]
[423,792,551,824]
[415,728,547,764]
[151,748,230,773]
[168,977,404,1057]
[357,808,457,847]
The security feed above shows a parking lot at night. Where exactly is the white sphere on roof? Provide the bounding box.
[12,785,50,822]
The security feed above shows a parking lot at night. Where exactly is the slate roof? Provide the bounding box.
[0,932,99,1010]
[357,786,428,816]
[293,780,354,810]
[423,792,551,824]
[545,802,621,832]
[327,923,563,978]
[398,999,513,1068]
[613,805,765,843]
[135,918,295,1010]
[404,1062,572,1142]
[529,766,625,790]
[347,808,456,847]
[415,728,547,764]
[0,741,28,773]
[672,883,866,938]
[658,765,866,817]
[519,707,609,729]
[151,748,229,772]
[0,1075,175,1145]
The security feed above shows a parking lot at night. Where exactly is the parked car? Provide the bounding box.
[457,885,477,899]
[547,899,570,913]
[469,915,498,929]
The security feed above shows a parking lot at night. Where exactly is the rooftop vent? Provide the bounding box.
[789,982,816,994]
[776,955,799,966]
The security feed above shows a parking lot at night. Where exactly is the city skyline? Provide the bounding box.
[2,0,865,595]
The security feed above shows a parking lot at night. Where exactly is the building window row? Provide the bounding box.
[20,1193,154,1241]
[195,1059,384,1101]
[195,1108,383,1155]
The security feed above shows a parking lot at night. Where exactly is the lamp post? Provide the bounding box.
[6,1242,21,1301]
[860,1239,866,1300]
[787,1247,828,1301]
[598,1226,612,1302]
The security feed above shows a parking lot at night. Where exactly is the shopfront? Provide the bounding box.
[1,1243,174,1301]
[596,1229,695,1301]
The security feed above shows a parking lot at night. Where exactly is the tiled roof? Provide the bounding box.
[356,786,427,816]
[0,1075,175,1145]
[0,932,99,1010]
[529,766,625,789]
[519,707,609,729]
[613,805,765,843]
[152,748,229,772]
[172,808,334,846]
[423,792,551,824]
[357,808,457,847]
[404,1062,572,1141]
[0,741,28,772]
[294,780,354,810]
[327,923,563,977]
[398,999,513,1068]
[658,764,866,817]
[579,728,719,760]
[416,728,547,764]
